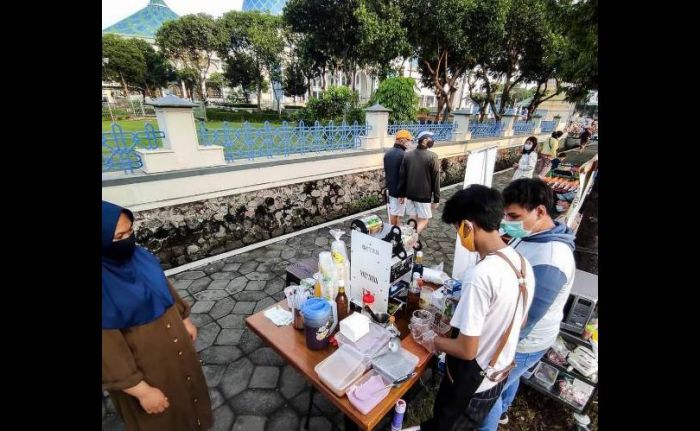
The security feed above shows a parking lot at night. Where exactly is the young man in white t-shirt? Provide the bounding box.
[479,178,576,430]
[405,185,534,431]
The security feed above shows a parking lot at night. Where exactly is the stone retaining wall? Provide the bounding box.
[133,150,523,269]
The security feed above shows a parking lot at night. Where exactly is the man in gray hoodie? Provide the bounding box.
[479,178,576,430]
[397,130,440,234]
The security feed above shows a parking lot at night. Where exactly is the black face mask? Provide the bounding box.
[105,235,136,262]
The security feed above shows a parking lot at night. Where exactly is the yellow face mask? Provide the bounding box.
[458,221,476,252]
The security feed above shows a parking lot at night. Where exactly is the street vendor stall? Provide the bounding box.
[245,299,432,431]
[519,269,598,415]
[547,154,598,233]
[256,222,456,430]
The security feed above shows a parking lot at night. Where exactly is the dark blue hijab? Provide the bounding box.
[102,201,174,329]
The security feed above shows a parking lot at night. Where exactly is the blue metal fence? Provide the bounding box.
[197,121,369,163]
[469,121,504,138]
[102,123,163,173]
[513,120,535,136]
[387,121,456,142]
[540,120,556,133]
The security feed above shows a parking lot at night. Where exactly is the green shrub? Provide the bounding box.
[368,77,419,123]
[296,86,362,124]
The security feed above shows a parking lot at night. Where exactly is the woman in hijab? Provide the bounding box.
[102,201,212,430]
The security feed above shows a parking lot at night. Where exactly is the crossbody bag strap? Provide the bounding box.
[487,250,529,368]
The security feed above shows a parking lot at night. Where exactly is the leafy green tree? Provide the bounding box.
[219,11,284,109]
[156,13,222,103]
[102,34,146,98]
[222,53,263,102]
[402,0,474,122]
[131,38,175,97]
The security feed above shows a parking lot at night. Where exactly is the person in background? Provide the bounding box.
[102,201,213,431]
[479,179,576,430]
[384,129,413,225]
[404,185,534,431]
[537,130,563,178]
[511,136,538,181]
[397,130,440,235]
[550,152,567,171]
[579,126,592,153]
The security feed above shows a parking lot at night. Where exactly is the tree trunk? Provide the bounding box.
[436,95,444,123]
[200,77,208,105]
[351,65,357,92]
[257,81,262,110]
[120,72,130,99]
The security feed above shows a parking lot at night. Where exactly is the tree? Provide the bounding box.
[354,0,411,79]
[206,71,225,98]
[511,85,536,105]
[517,0,597,119]
[131,39,175,97]
[176,68,198,100]
[284,0,363,83]
[283,61,307,100]
[290,32,330,95]
[218,11,284,109]
[402,0,474,122]
[156,13,222,103]
[102,34,146,98]
[222,53,262,102]
[466,71,497,122]
[368,77,418,123]
[463,0,553,120]
[558,0,598,101]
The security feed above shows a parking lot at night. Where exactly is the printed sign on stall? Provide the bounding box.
[350,230,392,313]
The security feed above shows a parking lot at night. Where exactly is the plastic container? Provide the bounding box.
[336,320,391,358]
[346,369,392,415]
[532,361,559,390]
[315,344,370,397]
[302,298,338,350]
[371,347,419,383]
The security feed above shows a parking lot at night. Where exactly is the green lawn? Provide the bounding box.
[102,119,282,132]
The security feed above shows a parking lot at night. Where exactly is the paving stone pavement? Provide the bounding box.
[102,144,597,431]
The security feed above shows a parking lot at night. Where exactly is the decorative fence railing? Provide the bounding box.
[513,120,535,136]
[540,120,556,133]
[469,121,504,139]
[387,121,456,142]
[102,123,164,173]
[197,121,369,163]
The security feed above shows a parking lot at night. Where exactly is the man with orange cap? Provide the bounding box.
[384,129,413,225]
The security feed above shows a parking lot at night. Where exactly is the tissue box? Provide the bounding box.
[339,313,370,343]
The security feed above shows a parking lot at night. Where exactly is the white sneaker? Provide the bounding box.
[400,427,421,431]
[498,413,509,425]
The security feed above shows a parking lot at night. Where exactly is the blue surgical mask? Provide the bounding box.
[500,220,532,238]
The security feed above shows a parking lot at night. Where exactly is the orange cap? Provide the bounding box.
[395,129,414,140]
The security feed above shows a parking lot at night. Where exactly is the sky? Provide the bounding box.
[102,0,244,29]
